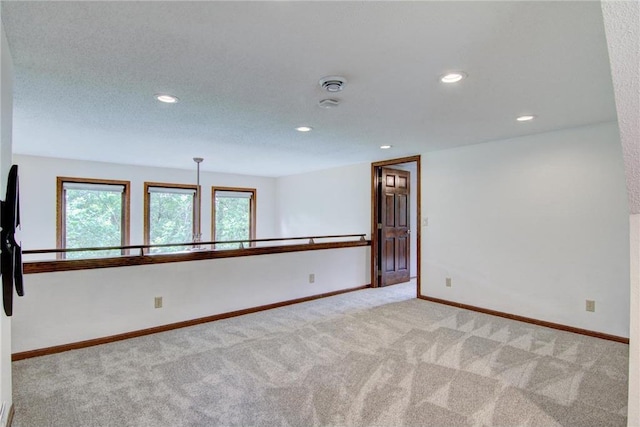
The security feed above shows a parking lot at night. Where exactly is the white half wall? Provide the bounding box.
[421,122,630,337]
[0,10,13,420]
[13,246,370,353]
[14,154,278,258]
[275,162,371,238]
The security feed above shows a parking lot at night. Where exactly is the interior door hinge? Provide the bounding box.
[377,223,382,230]
[378,270,382,275]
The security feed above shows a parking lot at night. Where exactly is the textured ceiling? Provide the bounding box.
[1,1,618,177]
[602,1,640,214]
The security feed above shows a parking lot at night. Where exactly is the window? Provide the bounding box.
[144,182,198,253]
[212,187,256,249]
[56,177,130,259]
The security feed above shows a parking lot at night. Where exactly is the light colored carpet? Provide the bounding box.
[13,281,628,426]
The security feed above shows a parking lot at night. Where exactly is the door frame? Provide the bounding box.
[371,155,421,296]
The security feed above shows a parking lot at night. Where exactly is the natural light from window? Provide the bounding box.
[147,185,196,253]
[61,180,128,259]
[213,189,255,250]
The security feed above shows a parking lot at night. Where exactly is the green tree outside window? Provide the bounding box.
[65,189,123,259]
[149,192,194,253]
[214,190,254,249]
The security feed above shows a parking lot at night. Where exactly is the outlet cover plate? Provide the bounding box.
[586,300,595,312]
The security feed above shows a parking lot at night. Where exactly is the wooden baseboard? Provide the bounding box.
[6,404,14,427]
[13,284,371,361]
[417,295,629,344]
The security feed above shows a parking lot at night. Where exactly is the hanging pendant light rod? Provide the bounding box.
[193,157,204,245]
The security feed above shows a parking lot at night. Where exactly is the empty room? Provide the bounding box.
[0,1,637,426]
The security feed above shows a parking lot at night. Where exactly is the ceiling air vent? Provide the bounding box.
[319,76,347,93]
[318,98,341,109]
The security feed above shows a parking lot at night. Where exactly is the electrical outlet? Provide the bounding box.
[309,274,315,284]
[446,277,452,287]
[586,300,595,312]
[154,296,163,309]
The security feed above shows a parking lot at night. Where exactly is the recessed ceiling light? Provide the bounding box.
[440,72,466,83]
[155,94,179,104]
[516,115,536,122]
[296,126,313,132]
[380,145,392,149]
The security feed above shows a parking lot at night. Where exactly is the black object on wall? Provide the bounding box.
[1,165,24,316]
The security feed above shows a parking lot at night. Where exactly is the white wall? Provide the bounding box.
[601,1,640,424]
[0,13,13,421]
[276,161,420,275]
[13,246,370,353]
[14,155,278,258]
[275,162,371,238]
[276,160,421,278]
[422,122,630,337]
[630,214,639,426]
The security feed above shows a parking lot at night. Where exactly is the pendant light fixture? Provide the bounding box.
[193,157,203,247]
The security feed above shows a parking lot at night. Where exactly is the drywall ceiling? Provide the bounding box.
[1,1,617,177]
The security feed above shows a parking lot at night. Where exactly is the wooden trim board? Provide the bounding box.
[12,284,371,361]
[418,295,629,344]
[25,240,370,274]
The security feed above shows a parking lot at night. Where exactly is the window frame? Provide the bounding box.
[56,177,131,259]
[211,186,257,247]
[143,182,199,251]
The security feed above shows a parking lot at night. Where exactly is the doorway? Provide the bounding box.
[371,155,421,294]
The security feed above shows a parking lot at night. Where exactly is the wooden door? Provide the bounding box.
[380,167,410,286]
